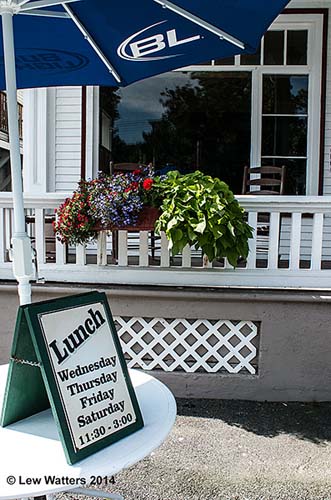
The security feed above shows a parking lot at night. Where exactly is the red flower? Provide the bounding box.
[143,178,153,191]
[133,169,142,176]
[127,181,139,191]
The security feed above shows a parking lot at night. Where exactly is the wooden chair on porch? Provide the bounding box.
[242,165,286,264]
[25,213,57,263]
[242,165,286,195]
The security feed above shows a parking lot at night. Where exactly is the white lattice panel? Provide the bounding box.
[114,317,259,374]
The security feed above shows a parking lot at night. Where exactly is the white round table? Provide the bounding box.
[0,364,176,499]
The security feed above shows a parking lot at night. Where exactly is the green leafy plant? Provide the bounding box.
[153,170,253,266]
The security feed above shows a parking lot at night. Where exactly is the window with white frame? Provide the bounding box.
[106,13,323,195]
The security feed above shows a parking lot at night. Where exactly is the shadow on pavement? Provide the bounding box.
[176,398,331,445]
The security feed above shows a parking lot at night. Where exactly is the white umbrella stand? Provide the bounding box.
[1,5,34,305]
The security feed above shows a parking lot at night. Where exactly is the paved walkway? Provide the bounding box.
[59,398,331,500]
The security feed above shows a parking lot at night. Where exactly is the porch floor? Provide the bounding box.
[57,398,331,500]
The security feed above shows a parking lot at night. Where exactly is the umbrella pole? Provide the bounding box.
[1,8,34,305]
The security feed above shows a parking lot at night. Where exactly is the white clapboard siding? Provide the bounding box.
[56,130,81,139]
[55,161,81,169]
[279,216,331,262]
[56,144,81,153]
[280,216,313,261]
[55,167,81,175]
[55,87,82,192]
[56,107,82,116]
[320,7,331,262]
[17,90,23,106]
[54,182,81,192]
[56,97,82,106]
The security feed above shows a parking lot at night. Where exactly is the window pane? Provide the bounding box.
[110,71,251,194]
[262,116,307,156]
[261,158,306,195]
[264,31,284,65]
[287,31,308,65]
[0,153,12,192]
[263,75,308,114]
[241,45,261,66]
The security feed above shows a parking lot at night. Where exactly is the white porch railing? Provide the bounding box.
[0,193,331,289]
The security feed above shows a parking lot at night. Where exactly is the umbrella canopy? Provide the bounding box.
[0,0,290,304]
[0,0,290,90]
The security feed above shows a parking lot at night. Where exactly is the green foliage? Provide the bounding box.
[154,171,253,267]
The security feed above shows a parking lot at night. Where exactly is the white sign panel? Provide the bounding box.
[39,301,137,451]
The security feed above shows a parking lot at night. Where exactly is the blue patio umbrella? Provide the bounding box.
[0,0,290,304]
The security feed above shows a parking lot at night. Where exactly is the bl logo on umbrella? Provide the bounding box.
[4,48,90,74]
[117,21,201,62]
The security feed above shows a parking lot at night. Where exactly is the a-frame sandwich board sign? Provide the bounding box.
[1,291,144,464]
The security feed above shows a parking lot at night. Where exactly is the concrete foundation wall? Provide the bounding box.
[0,283,330,402]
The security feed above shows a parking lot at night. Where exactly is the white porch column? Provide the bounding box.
[23,88,55,193]
[1,8,34,304]
[85,86,100,179]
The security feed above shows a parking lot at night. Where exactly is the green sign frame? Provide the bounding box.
[1,291,144,464]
